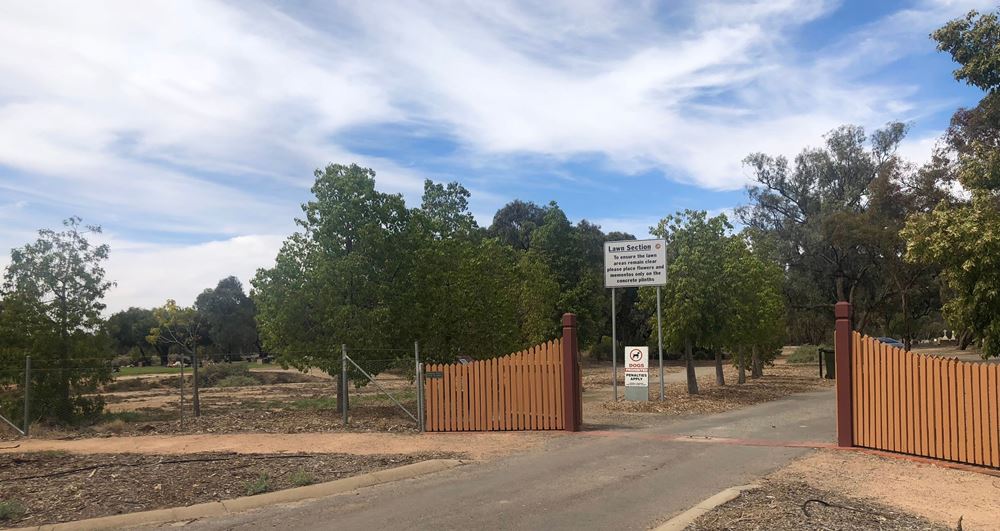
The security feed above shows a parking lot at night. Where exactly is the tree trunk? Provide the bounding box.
[751,347,762,379]
[714,350,725,386]
[190,348,201,417]
[958,329,973,350]
[737,349,747,385]
[685,337,699,395]
[901,290,912,351]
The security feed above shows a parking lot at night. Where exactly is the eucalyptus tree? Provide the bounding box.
[0,217,113,422]
[738,123,908,340]
[905,9,1000,357]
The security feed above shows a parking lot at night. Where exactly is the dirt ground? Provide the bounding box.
[0,431,555,460]
[687,480,949,530]
[582,364,833,428]
[0,450,463,527]
[768,449,1000,530]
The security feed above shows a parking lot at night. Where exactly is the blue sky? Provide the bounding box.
[0,0,991,312]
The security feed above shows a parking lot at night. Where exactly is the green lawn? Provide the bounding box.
[116,365,182,376]
[116,362,255,376]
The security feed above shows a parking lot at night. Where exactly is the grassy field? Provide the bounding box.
[116,362,254,376]
[116,365,182,376]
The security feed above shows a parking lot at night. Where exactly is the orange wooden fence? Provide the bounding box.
[850,331,1000,468]
[424,339,567,432]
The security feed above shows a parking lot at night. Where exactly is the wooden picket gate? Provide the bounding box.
[422,314,582,432]
[848,330,1000,468]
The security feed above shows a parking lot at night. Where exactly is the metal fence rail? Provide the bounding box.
[0,356,29,437]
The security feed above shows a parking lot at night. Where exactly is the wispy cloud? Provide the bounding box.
[0,0,991,311]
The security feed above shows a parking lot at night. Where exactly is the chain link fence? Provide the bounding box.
[1,345,427,438]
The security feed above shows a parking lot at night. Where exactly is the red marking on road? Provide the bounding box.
[581,430,837,449]
[581,430,1000,477]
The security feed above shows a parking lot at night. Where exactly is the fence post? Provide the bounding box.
[415,341,424,432]
[23,355,30,437]
[341,344,349,427]
[561,313,581,432]
[835,301,853,447]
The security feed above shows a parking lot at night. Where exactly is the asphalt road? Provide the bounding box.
[176,389,835,530]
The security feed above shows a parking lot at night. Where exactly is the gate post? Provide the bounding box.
[561,313,582,431]
[834,302,853,447]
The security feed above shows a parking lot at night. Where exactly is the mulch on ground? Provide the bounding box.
[687,480,950,530]
[599,365,833,416]
[0,450,464,527]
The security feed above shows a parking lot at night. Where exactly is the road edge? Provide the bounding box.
[11,458,467,531]
[652,484,757,531]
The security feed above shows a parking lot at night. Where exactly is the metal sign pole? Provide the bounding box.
[657,286,664,401]
[611,287,617,401]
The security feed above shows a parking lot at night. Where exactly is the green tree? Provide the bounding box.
[738,122,909,340]
[252,164,411,412]
[905,9,1000,357]
[195,276,258,361]
[0,217,113,422]
[723,230,786,383]
[488,200,547,251]
[649,211,734,394]
[107,307,158,365]
[148,299,204,415]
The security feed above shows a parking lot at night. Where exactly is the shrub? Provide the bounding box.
[290,468,315,487]
[216,375,259,388]
[589,336,616,361]
[0,500,26,521]
[199,363,254,387]
[103,419,126,434]
[245,473,271,496]
[787,345,831,364]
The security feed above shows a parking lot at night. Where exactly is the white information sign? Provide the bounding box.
[624,346,648,387]
[603,239,667,288]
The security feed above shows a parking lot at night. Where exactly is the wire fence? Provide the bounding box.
[1,345,428,438]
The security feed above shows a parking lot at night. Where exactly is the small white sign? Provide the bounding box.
[604,239,667,288]
[623,346,648,387]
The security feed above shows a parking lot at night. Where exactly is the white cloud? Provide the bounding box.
[101,234,286,313]
[0,0,990,310]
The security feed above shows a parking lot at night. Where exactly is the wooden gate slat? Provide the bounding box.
[486,358,495,430]
[851,332,864,446]
[876,340,884,449]
[941,358,950,460]
[551,339,559,429]
[525,346,542,430]
[971,363,982,465]
[510,353,524,430]
[539,344,549,430]
[866,336,875,448]
[503,355,511,430]
[903,348,911,453]
[554,339,563,429]
[919,354,928,457]
[990,366,999,467]
[964,363,974,464]
[886,346,903,452]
